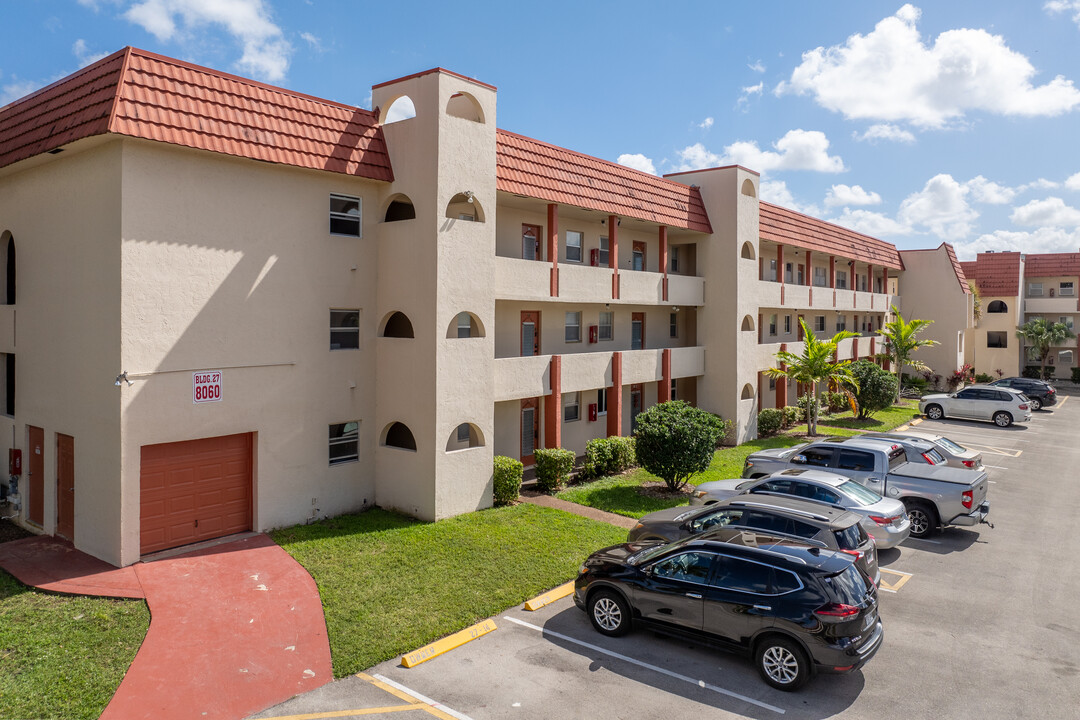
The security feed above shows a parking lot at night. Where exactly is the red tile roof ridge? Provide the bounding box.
[759,201,903,270]
[372,67,496,92]
[496,128,704,192]
[664,165,761,178]
[942,243,971,294]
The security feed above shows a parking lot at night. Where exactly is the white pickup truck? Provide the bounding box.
[742,436,991,539]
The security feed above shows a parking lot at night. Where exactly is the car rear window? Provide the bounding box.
[824,565,870,604]
[934,436,966,454]
[887,446,907,472]
[833,523,865,551]
[838,480,882,506]
[926,448,946,464]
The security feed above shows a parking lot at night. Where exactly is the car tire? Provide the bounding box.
[588,589,631,637]
[1029,397,1042,411]
[925,404,944,420]
[904,499,938,539]
[993,411,1013,427]
[755,635,810,691]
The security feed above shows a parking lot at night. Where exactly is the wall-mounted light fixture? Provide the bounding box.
[600,218,621,227]
[114,371,133,387]
[464,190,475,204]
[673,306,680,313]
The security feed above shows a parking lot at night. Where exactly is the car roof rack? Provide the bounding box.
[725,499,832,522]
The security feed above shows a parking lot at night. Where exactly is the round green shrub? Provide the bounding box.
[849,360,899,419]
[757,408,783,437]
[534,448,575,492]
[492,455,523,505]
[633,400,727,491]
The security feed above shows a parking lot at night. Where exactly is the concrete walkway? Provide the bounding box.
[0,533,332,720]
[519,491,637,529]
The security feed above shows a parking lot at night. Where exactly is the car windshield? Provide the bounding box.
[933,436,966,454]
[838,480,882,506]
[824,565,870,604]
[628,542,675,566]
[735,480,756,490]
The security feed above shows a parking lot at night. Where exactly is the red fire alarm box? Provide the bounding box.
[9,448,21,476]
[590,248,600,266]
[588,403,598,422]
[589,325,598,343]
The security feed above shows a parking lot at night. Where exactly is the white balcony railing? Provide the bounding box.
[495,256,704,306]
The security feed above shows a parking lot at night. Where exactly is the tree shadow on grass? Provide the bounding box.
[560,482,690,519]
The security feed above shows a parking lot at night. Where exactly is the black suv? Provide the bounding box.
[627,495,879,585]
[989,377,1057,410]
[574,531,883,690]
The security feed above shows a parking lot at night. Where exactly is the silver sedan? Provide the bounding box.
[865,430,984,471]
[691,468,911,549]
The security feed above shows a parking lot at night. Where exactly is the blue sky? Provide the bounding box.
[3,1,1080,259]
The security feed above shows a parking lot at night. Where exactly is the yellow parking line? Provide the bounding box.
[361,673,469,720]
[524,581,575,611]
[1057,396,1069,407]
[879,568,912,592]
[257,705,422,720]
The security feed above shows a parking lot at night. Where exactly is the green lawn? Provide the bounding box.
[271,504,625,677]
[0,570,150,720]
[795,400,920,433]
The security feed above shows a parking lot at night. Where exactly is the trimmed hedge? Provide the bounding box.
[757,408,783,437]
[582,437,637,479]
[1024,365,1055,380]
[534,448,575,492]
[492,456,523,505]
[781,405,802,428]
[974,373,994,384]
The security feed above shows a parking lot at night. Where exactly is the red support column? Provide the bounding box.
[548,203,559,297]
[545,355,562,449]
[853,338,859,361]
[882,267,890,300]
[776,343,788,408]
[607,351,623,437]
[659,226,669,302]
[609,215,620,300]
[870,337,876,358]
[659,348,672,403]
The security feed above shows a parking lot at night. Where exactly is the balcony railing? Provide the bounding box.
[754,278,891,312]
[494,256,704,306]
[1024,296,1079,314]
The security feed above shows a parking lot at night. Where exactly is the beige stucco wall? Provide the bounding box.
[0,138,123,564]
[965,295,1022,379]
[897,247,974,380]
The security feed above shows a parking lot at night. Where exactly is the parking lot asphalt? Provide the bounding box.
[253,390,1080,720]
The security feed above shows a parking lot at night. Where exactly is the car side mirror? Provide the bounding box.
[791,454,807,464]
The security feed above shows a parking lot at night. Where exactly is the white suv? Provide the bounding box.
[918,385,1032,427]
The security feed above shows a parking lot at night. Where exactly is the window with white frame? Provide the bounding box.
[769,314,778,336]
[813,266,827,287]
[329,422,359,465]
[563,391,580,422]
[566,230,583,262]
[836,314,847,332]
[815,315,825,332]
[1059,350,1074,366]
[1029,283,1043,297]
[599,311,613,341]
[596,387,607,415]
[1061,282,1075,297]
[836,270,848,289]
[670,246,680,273]
[784,315,791,334]
[599,236,610,265]
[565,311,582,342]
[456,312,472,338]
[768,259,777,282]
[670,313,678,338]
[329,194,362,237]
[330,309,360,349]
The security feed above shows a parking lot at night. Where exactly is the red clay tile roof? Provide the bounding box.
[758,202,903,269]
[960,252,1022,297]
[1022,252,1080,279]
[496,130,712,233]
[944,243,971,294]
[0,47,393,181]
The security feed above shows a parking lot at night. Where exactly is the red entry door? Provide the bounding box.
[28,425,44,526]
[521,398,539,465]
[522,224,542,261]
[56,434,75,540]
[521,311,540,356]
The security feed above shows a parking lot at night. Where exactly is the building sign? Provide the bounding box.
[193,371,223,403]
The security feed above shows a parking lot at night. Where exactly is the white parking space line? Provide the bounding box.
[502,615,786,715]
[904,537,942,545]
[984,465,1009,470]
[371,674,475,720]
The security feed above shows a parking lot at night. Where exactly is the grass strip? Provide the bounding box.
[271,504,625,677]
[0,570,149,720]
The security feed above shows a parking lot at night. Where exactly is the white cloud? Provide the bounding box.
[300,32,323,52]
[760,180,820,216]
[742,82,763,96]
[72,39,109,68]
[1,80,41,106]
[1010,197,1080,227]
[1065,172,1080,190]
[853,123,916,144]
[953,226,1080,259]
[898,173,979,240]
[616,153,657,175]
[1045,1,1080,28]
[675,129,845,173]
[777,4,1080,128]
[124,0,292,81]
[1019,178,1061,192]
[965,176,1016,204]
[825,184,882,207]
[832,208,912,237]
[697,117,714,130]
[748,60,766,73]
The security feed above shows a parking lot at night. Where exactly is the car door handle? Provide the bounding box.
[753,604,772,611]
[685,593,702,599]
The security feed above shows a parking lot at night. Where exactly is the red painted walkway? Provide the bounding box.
[0,533,332,720]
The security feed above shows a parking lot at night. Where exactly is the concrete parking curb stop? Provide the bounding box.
[401,619,497,668]
[524,581,575,611]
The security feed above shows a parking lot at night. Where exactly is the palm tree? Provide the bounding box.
[1017,318,1076,380]
[879,305,938,401]
[765,319,860,436]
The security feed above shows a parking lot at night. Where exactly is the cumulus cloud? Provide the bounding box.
[825,184,882,207]
[300,31,323,52]
[748,60,766,73]
[697,117,714,130]
[616,153,657,175]
[742,82,764,96]
[125,0,292,81]
[1019,178,1061,192]
[675,129,845,173]
[965,176,1016,204]
[1066,172,1080,190]
[832,208,912,237]
[760,180,820,217]
[853,123,916,144]
[72,39,109,68]
[898,173,979,240]
[953,226,1080,259]
[777,4,1080,128]
[1045,1,1080,28]
[1010,197,1080,227]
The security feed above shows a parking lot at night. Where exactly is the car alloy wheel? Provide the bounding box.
[993,411,1013,427]
[1029,397,1042,411]
[926,404,944,420]
[905,500,936,538]
[755,636,809,691]
[588,590,630,637]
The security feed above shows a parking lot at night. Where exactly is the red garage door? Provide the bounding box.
[140,433,253,555]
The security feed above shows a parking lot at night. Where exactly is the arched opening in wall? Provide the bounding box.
[741,384,754,400]
[381,311,415,338]
[740,241,755,260]
[382,422,417,451]
[447,311,485,338]
[446,423,485,451]
[446,92,485,123]
[382,95,416,124]
[987,300,1008,313]
[741,315,755,331]
[383,194,416,222]
[0,232,12,305]
[741,179,757,198]
[445,193,485,222]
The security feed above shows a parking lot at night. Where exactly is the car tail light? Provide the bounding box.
[962,460,976,468]
[1019,404,1029,410]
[920,453,937,465]
[962,489,973,510]
[840,548,863,561]
[815,603,860,620]
[869,515,899,526]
